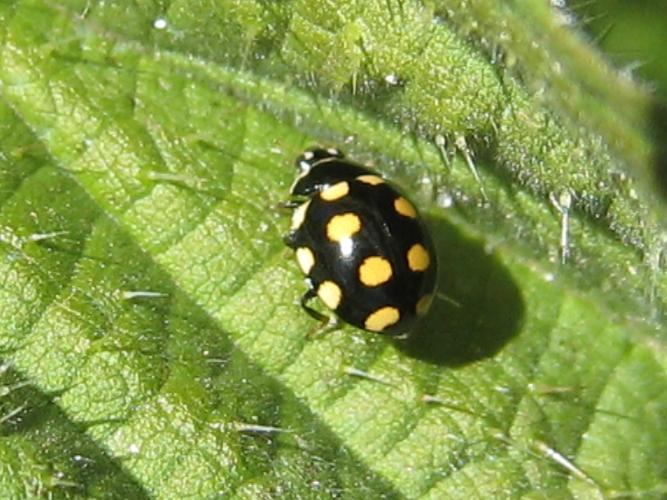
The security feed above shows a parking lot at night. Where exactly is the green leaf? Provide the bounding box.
[1,0,666,498]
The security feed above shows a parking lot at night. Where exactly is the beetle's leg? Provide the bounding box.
[299,288,340,338]
[308,317,341,338]
[277,194,307,212]
[278,199,303,210]
[283,230,298,249]
[280,196,306,249]
[300,288,328,323]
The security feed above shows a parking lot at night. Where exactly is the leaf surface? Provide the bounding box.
[0,1,666,498]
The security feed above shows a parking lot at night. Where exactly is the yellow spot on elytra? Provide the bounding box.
[365,306,400,331]
[318,280,342,310]
[320,181,350,201]
[407,243,430,271]
[327,213,361,242]
[356,175,384,185]
[394,197,417,218]
[296,247,315,274]
[416,294,434,316]
[359,256,393,286]
[291,200,310,230]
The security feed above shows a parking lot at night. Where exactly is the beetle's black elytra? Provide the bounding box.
[285,148,438,334]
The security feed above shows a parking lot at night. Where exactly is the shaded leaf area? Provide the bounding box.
[568,0,667,210]
[0,0,666,499]
[0,365,149,498]
[572,0,667,102]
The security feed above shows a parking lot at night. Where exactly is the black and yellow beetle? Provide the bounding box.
[284,148,438,335]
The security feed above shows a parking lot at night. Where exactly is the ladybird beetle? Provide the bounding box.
[284,148,438,334]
